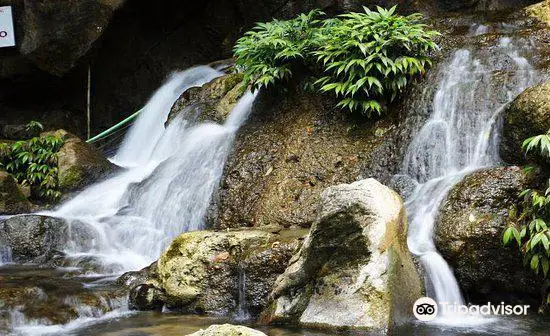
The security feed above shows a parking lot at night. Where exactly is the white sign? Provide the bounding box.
[0,6,15,48]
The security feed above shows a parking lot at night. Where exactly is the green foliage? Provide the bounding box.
[314,6,438,116]
[25,120,44,134]
[504,131,550,303]
[233,6,439,117]
[0,135,65,202]
[234,9,322,91]
[523,133,550,159]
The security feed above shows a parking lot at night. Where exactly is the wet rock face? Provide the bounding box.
[56,132,117,192]
[209,86,402,229]
[139,229,303,316]
[435,166,542,305]
[500,81,550,165]
[0,215,95,264]
[0,170,31,215]
[168,72,245,125]
[265,179,422,333]
[128,284,166,311]
[437,0,537,11]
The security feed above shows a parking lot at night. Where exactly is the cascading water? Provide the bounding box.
[42,66,257,273]
[401,38,538,315]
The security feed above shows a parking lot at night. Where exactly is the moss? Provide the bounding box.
[58,166,84,190]
[527,1,550,26]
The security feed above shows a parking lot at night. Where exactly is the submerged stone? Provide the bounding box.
[186,324,267,336]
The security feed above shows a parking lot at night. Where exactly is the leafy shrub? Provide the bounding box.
[504,132,550,303]
[234,10,322,91]
[0,134,65,201]
[26,120,44,134]
[233,6,439,117]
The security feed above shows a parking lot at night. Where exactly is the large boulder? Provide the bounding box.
[56,131,117,192]
[152,229,304,315]
[187,324,267,336]
[1,0,124,78]
[435,166,542,305]
[0,214,94,263]
[0,170,31,215]
[264,179,422,333]
[500,81,550,164]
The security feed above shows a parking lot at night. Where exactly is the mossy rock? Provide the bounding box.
[155,228,303,315]
[168,73,245,125]
[0,170,32,215]
[435,166,542,305]
[500,81,550,164]
[265,179,422,332]
[527,0,550,26]
[56,132,117,192]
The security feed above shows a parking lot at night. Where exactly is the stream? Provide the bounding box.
[1,12,549,336]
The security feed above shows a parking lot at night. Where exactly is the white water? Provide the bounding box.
[41,66,257,273]
[402,41,538,313]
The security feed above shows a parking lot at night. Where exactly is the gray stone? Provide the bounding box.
[265,179,422,333]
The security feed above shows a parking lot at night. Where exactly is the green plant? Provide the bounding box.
[234,9,322,91]
[233,6,439,116]
[504,131,550,303]
[314,6,439,116]
[0,135,65,201]
[26,120,44,133]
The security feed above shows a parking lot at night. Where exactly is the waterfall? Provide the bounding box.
[111,66,223,167]
[402,40,538,311]
[42,67,257,272]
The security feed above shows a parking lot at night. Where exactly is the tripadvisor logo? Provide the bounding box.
[413,297,530,321]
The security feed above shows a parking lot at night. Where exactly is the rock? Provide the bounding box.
[435,166,542,305]
[0,170,32,215]
[0,215,94,264]
[208,86,402,229]
[11,0,123,77]
[155,229,303,315]
[500,81,550,164]
[56,132,117,192]
[128,284,166,311]
[117,261,160,289]
[186,324,267,336]
[1,124,40,140]
[168,73,245,125]
[0,264,123,334]
[264,179,422,333]
[527,0,550,26]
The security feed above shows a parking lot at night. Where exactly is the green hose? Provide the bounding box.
[86,109,142,144]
